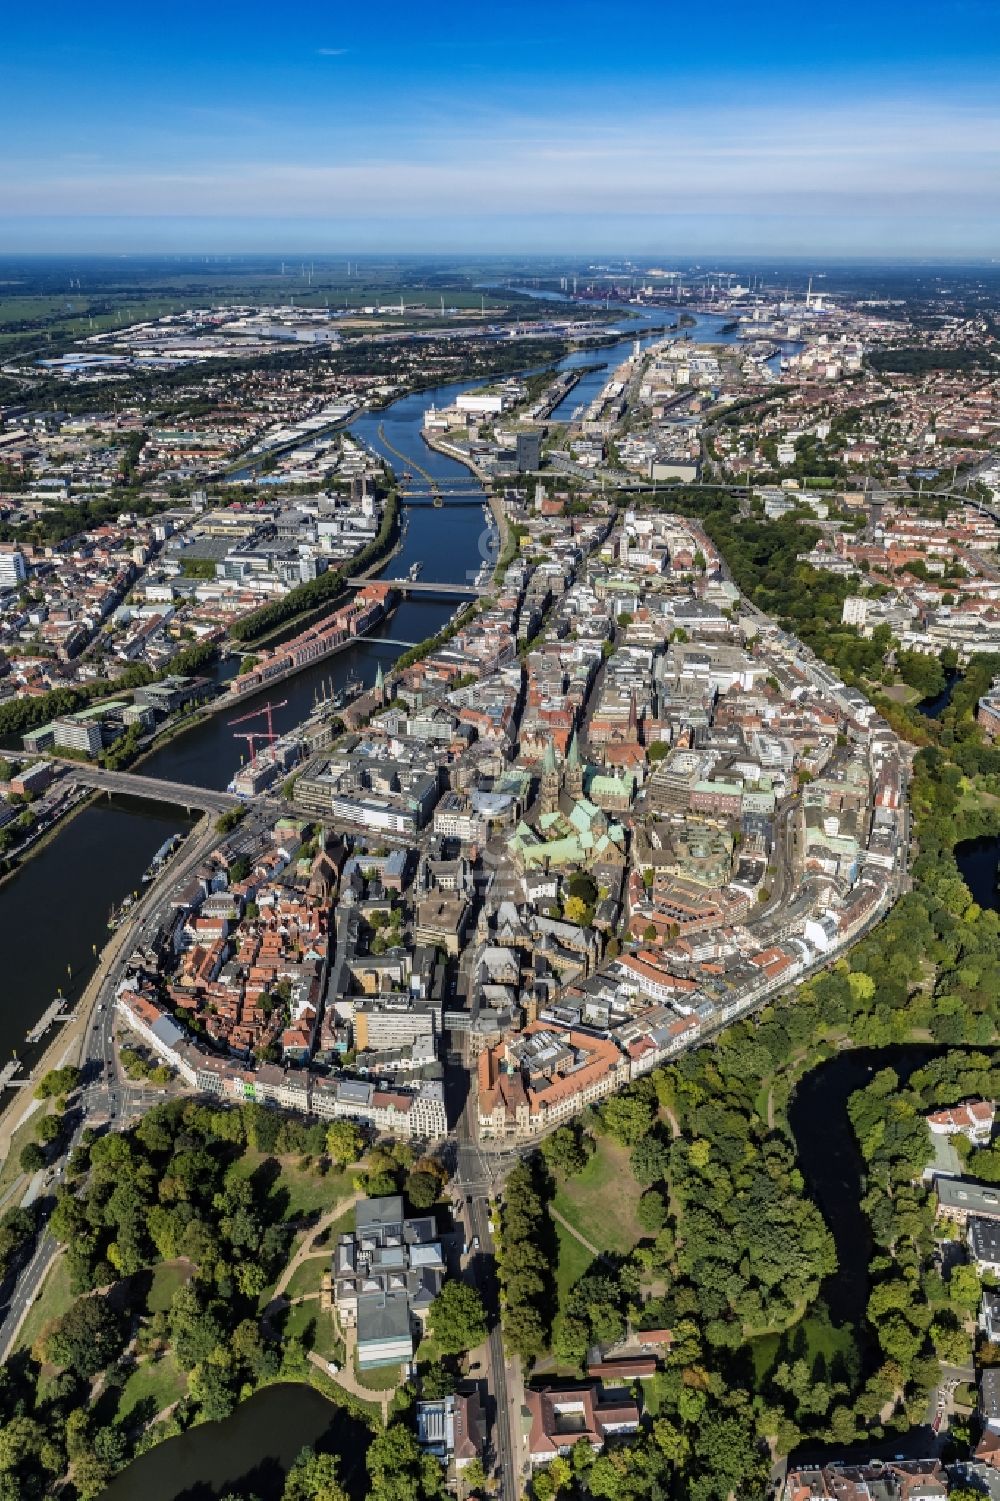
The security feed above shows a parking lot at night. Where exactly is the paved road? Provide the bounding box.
[455,1082,524,1501]
[0,1229,60,1358]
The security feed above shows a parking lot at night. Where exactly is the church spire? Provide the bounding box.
[566,726,583,799]
[540,738,560,813]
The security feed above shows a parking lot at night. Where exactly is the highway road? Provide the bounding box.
[0,1228,60,1360]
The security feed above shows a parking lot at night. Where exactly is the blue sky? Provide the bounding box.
[2,0,999,256]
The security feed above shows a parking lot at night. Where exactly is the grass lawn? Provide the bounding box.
[280,1301,341,1361]
[15,1254,73,1353]
[145,1260,192,1314]
[280,1300,318,1343]
[750,1304,855,1387]
[750,1331,781,1386]
[0,1110,45,1204]
[552,1137,645,1255]
[284,1256,329,1301]
[329,1201,356,1235]
[552,1213,595,1304]
[229,1151,353,1222]
[116,1353,187,1424]
[881,682,924,706]
[312,1311,342,1362]
[353,1355,402,1392]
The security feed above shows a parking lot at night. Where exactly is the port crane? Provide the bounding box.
[228,700,288,766]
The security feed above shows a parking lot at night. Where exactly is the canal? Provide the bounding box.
[784,1040,999,1464]
[787,1045,943,1335]
[99,1383,371,1501]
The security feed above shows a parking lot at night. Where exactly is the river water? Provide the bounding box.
[0,300,887,1495]
[0,798,196,1064]
[787,1047,929,1334]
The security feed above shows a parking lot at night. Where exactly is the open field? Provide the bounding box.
[228,1151,354,1221]
[283,1255,329,1301]
[116,1352,187,1424]
[145,1259,192,1314]
[750,1303,856,1386]
[0,1109,43,1205]
[551,1136,646,1255]
[280,1300,341,1361]
[0,275,515,360]
[879,682,925,707]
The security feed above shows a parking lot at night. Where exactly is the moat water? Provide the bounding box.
[99,1383,370,1501]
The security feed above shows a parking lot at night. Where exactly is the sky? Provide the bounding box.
[2,0,1000,258]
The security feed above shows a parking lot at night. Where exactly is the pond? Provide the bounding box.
[99,1383,371,1501]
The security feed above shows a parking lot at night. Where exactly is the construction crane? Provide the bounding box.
[228,700,287,766]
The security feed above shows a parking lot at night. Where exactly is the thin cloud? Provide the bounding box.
[316,47,349,56]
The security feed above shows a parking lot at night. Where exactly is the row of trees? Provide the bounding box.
[497,1158,558,1363]
[0,637,217,738]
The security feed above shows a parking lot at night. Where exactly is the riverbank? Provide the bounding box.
[0,336,635,1071]
[95,1364,375,1501]
[36,535,408,792]
[0,784,95,896]
[229,536,404,657]
[0,504,480,1128]
[421,428,490,481]
[0,813,216,1158]
[229,487,400,646]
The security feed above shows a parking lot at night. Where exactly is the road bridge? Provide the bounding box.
[345,577,486,597]
[59,763,241,815]
[401,487,487,498]
[400,496,485,508]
